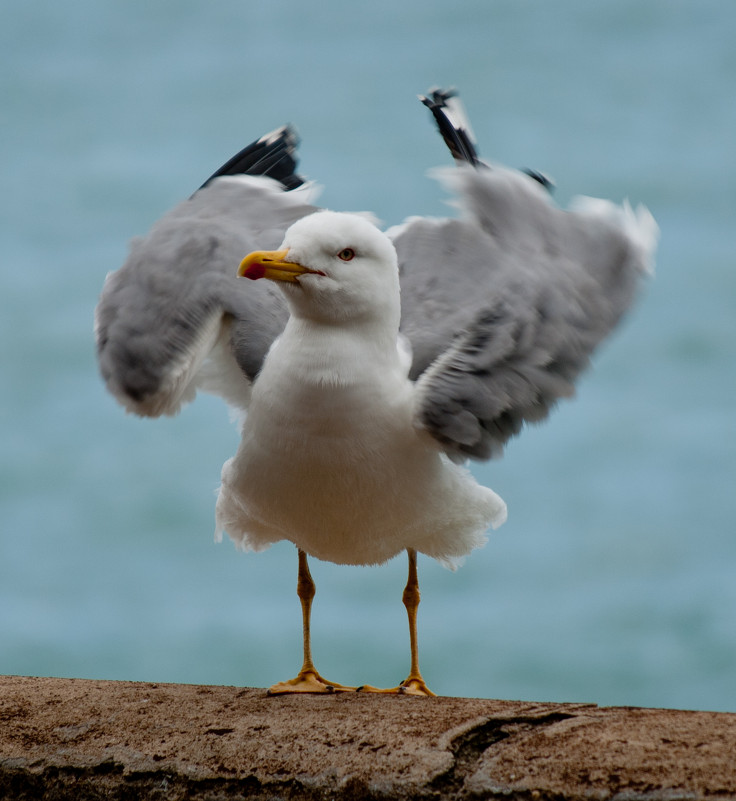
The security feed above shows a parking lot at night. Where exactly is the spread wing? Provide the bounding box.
[94,127,317,417]
[394,165,657,461]
[96,89,657,462]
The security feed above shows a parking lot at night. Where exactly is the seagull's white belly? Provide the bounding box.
[216,348,506,566]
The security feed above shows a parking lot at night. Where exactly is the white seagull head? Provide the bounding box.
[239,211,400,327]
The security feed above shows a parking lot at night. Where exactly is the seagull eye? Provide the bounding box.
[337,248,356,262]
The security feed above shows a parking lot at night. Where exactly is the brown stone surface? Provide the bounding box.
[1,675,735,800]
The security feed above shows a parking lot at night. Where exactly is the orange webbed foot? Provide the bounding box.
[267,669,356,695]
[356,676,436,697]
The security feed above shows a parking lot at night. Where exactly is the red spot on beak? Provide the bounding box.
[242,263,266,280]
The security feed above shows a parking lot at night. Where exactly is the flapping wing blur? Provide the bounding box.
[394,165,656,461]
[94,127,317,417]
[96,89,656,458]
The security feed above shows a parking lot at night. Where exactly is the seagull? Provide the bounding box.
[224,211,508,696]
[95,89,657,695]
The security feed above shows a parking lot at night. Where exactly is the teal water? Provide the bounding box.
[1,0,735,711]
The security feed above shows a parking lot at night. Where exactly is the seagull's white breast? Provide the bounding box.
[216,318,506,567]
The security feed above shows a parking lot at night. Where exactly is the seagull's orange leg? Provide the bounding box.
[268,549,355,695]
[358,549,436,697]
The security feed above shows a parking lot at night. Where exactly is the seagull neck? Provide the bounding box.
[283,315,401,362]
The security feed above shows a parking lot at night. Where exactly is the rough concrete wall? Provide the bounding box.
[1,675,734,800]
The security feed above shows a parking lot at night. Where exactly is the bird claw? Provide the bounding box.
[267,669,355,695]
[356,677,436,697]
[398,678,436,697]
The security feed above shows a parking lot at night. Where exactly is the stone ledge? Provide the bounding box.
[1,675,734,800]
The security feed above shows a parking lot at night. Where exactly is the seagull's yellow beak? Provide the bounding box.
[239,249,324,283]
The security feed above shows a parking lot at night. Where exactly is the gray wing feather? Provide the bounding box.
[393,166,657,461]
[95,176,317,416]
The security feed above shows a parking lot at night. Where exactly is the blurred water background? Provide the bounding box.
[2,0,735,712]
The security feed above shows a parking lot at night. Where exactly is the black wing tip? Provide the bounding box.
[419,86,460,108]
[420,86,482,168]
[522,168,556,194]
[197,123,305,192]
[420,88,554,194]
